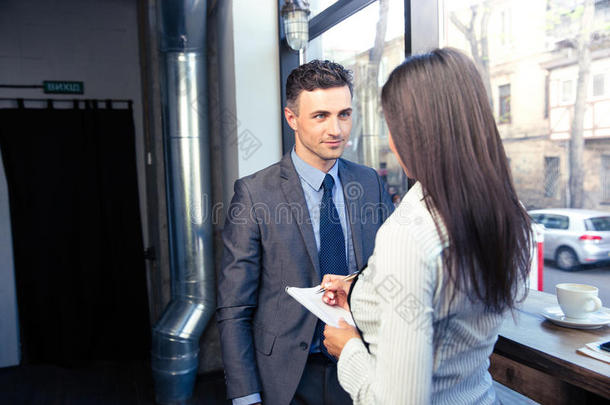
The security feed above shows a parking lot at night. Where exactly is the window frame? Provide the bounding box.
[544,156,560,198]
[593,72,605,98]
[278,0,413,154]
[498,83,512,124]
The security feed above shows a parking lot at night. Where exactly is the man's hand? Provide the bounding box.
[321,274,352,311]
[323,319,359,358]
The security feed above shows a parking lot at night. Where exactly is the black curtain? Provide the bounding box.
[0,101,150,366]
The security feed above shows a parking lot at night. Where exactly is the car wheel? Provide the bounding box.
[555,247,579,271]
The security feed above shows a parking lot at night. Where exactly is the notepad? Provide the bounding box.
[576,340,610,364]
[285,286,355,328]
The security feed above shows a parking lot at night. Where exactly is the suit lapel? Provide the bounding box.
[338,159,364,270]
[279,154,320,278]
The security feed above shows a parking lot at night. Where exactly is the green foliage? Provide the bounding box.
[545,1,594,38]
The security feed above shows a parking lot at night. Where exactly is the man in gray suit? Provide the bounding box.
[217,60,393,405]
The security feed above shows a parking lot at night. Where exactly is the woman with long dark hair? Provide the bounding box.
[321,48,532,404]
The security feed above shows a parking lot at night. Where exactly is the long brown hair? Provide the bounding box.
[381,48,531,312]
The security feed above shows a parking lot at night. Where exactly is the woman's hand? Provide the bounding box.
[323,319,359,358]
[321,274,353,311]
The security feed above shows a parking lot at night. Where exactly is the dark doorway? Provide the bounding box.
[0,100,150,366]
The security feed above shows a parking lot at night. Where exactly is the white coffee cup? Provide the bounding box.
[556,283,602,319]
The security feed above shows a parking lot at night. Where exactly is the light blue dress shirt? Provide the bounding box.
[290,148,356,276]
[232,150,357,405]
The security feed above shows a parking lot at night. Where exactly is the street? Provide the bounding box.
[541,260,610,306]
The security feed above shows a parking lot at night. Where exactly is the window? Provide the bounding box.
[561,79,573,103]
[309,0,340,17]
[585,216,610,231]
[596,0,610,21]
[498,84,511,123]
[602,155,610,201]
[441,0,610,211]
[542,214,569,230]
[593,73,605,97]
[500,9,512,46]
[530,213,568,229]
[544,156,560,198]
[544,74,549,118]
[306,0,408,196]
[440,0,610,322]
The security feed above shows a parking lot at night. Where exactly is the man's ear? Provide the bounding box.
[284,107,297,131]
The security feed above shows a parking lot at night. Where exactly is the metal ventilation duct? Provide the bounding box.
[151,1,214,403]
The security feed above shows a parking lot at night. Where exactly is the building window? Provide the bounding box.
[544,75,549,119]
[498,84,511,123]
[544,156,560,198]
[596,0,610,20]
[500,9,512,46]
[561,79,573,103]
[593,73,605,97]
[602,155,610,202]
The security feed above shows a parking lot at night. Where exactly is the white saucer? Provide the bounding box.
[541,306,610,329]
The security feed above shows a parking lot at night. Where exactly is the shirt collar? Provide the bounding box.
[291,147,340,191]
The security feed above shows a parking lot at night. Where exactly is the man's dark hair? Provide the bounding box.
[285,59,353,114]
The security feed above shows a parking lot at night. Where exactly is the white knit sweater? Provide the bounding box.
[337,182,503,405]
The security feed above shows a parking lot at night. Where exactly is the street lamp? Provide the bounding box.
[281,0,311,51]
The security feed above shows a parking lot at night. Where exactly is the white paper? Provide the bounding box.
[285,286,355,328]
[576,340,610,364]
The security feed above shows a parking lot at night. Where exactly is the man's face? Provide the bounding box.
[284,85,352,172]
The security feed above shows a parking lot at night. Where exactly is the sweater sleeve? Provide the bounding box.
[337,220,438,404]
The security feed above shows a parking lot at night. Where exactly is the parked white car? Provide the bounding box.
[528,209,610,270]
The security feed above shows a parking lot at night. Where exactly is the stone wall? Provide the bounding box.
[504,137,610,211]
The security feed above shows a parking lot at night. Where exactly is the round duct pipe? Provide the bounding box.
[151,1,215,403]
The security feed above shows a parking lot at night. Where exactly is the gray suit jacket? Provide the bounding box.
[217,153,394,405]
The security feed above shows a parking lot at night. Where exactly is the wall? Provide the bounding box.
[231,0,283,179]
[0,0,145,366]
[214,0,283,215]
[549,57,610,139]
[504,137,610,210]
[504,138,569,209]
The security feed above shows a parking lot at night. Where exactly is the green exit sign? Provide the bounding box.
[43,81,84,94]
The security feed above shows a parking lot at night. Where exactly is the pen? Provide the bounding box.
[316,270,361,294]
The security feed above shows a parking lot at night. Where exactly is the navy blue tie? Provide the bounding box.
[316,174,348,360]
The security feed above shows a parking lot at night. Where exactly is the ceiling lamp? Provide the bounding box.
[281,0,311,51]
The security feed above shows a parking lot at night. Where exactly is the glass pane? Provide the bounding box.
[603,155,610,201]
[441,0,610,211]
[544,157,560,197]
[561,80,573,103]
[499,83,511,123]
[441,0,610,300]
[306,0,407,201]
[309,0,340,18]
[593,73,605,97]
[544,215,569,230]
[586,217,610,231]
